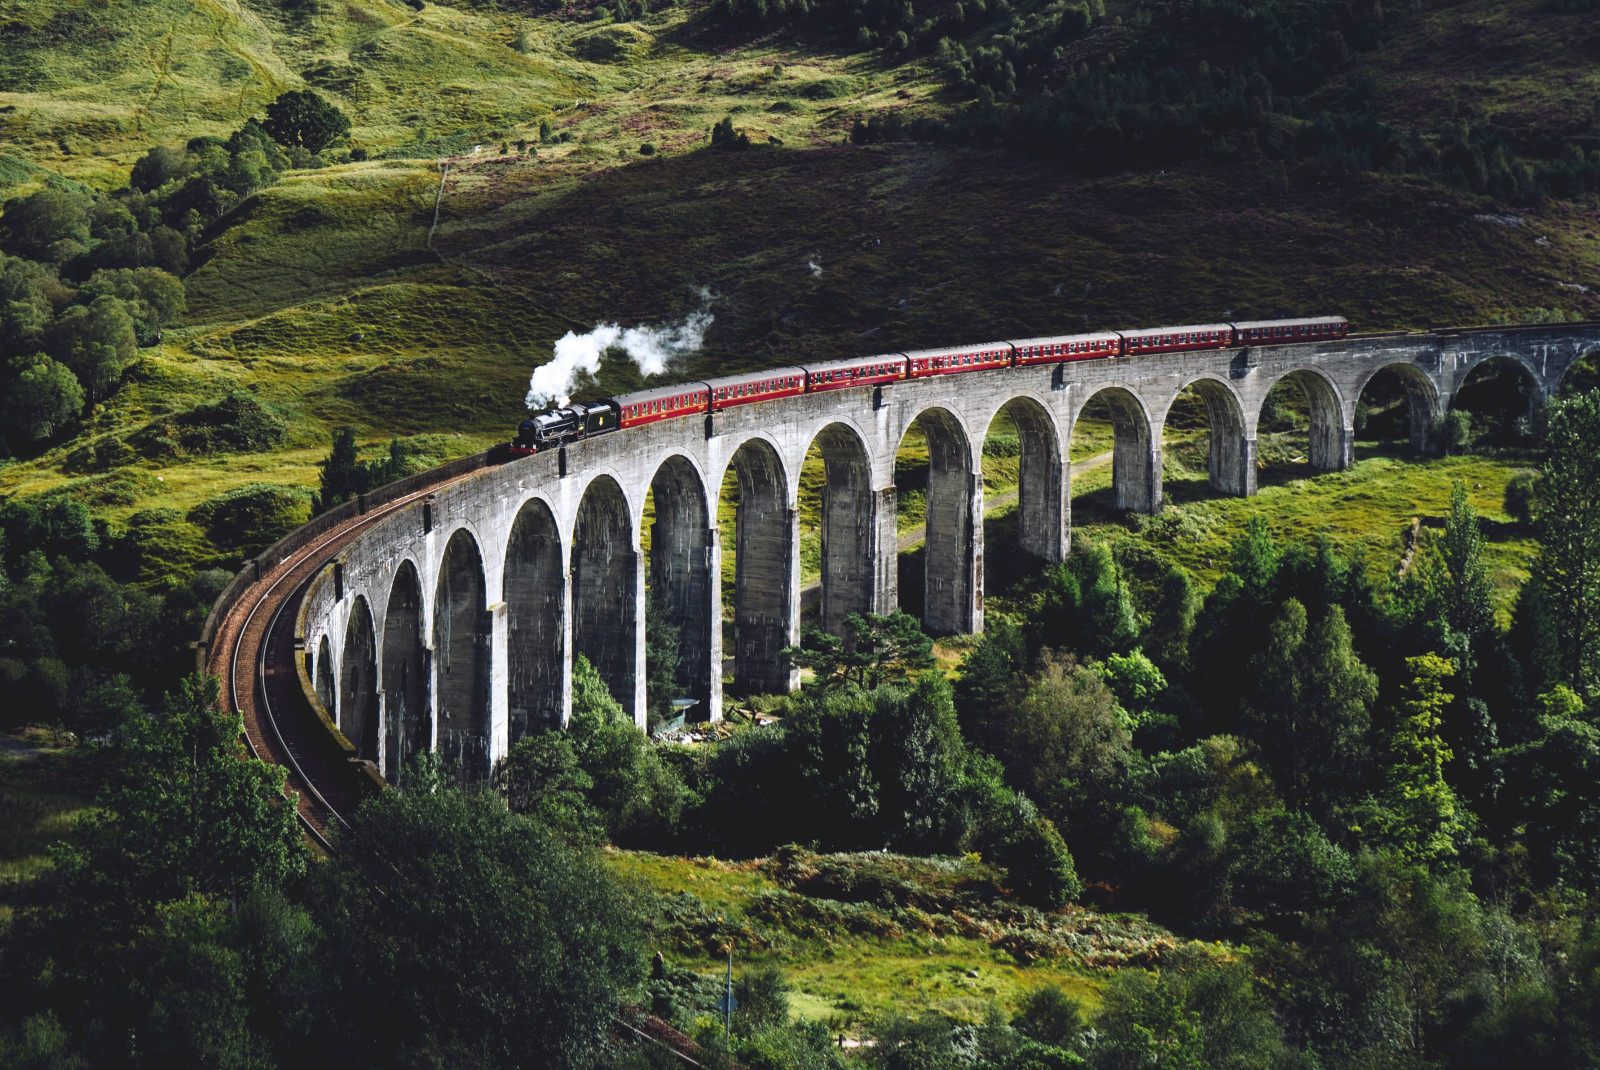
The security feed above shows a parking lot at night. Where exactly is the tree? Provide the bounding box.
[566,654,683,843]
[495,729,605,844]
[1504,469,1540,526]
[1004,650,1129,801]
[1144,564,1200,672]
[645,587,682,727]
[1241,600,1376,817]
[1358,654,1469,866]
[953,615,1024,751]
[260,90,352,153]
[1440,480,1495,641]
[1076,542,1140,657]
[1092,953,1285,1070]
[784,610,933,692]
[71,674,307,905]
[711,116,751,149]
[129,145,186,192]
[314,425,363,511]
[313,428,416,512]
[733,965,791,1034]
[1101,651,1166,730]
[1,358,82,446]
[1012,985,1086,1049]
[81,267,187,337]
[869,672,965,850]
[0,188,92,262]
[1528,391,1600,698]
[3,676,308,1062]
[312,786,646,1069]
[999,814,1082,907]
[785,685,881,845]
[1032,541,1139,658]
[46,295,136,401]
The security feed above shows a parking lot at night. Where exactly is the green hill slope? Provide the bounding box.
[0,0,1595,584]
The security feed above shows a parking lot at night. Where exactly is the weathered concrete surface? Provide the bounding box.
[297,323,1600,780]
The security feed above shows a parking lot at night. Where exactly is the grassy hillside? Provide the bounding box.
[0,0,1594,589]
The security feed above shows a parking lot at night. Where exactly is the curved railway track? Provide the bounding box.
[204,473,488,849]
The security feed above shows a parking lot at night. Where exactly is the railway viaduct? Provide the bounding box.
[205,323,1600,789]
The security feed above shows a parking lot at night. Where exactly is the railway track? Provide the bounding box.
[204,474,485,848]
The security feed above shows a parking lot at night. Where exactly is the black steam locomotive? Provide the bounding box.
[513,401,619,451]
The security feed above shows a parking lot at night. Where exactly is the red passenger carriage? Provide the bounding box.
[1232,317,1348,344]
[616,382,711,429]
[705,367,807,409]
[906,343,1012,378]
[1008,332,1123,365]
[802,355,908,392]
[1119,323,1235,356]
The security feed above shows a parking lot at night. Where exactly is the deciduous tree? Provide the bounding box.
[313,786,646,1070]
[260,90,352,153]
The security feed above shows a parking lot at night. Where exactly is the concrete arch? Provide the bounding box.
[1459,350,1545,398]
[1453,353,1544,439]
[808,422,879,635]
[434,528,490,781]
[382,559,426,782]
[1553,347,1600,398]
[315,634,335,714]
[339,595,379,763]
[1262,368,1349,472]
[722,436,798,693]
[900,406,981,636]
[505,496,565,743]
[1074,385,1160,513]
[572,474,639,714]
[1170,375,1253,497]
[982,395,1067,563]
[647,454,715,712]
[1356,363,1440,453]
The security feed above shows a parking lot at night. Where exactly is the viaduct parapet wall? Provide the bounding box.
[268,324,1600,782]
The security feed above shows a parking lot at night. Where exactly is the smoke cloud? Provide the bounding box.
[807,257,823,277]
[525,292,714,409]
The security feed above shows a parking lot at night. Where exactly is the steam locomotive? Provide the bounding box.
[511,316,1348,455]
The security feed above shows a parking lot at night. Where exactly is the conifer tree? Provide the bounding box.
[1528,392,1600,698]
[1440,480,1496,641]
[1361,654,1469,865]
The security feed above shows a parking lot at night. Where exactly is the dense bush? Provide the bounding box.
[130,389,292,459]
[188,483,313,550]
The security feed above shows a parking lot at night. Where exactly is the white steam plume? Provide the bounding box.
[525,293,714,409]
[807,257,823,277]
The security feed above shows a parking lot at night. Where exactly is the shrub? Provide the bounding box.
[1505,469,1541,525]
[188,484,312,550]
[711,117,751,149]
[1436,408,1474,455]
[1012,985,1085,1048]
[733,965,791,1033]
[1000,816,1082,907]
[129,390,291,459]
